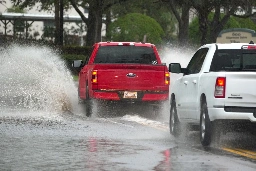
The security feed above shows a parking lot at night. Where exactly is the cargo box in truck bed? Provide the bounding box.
[72,42,170,116]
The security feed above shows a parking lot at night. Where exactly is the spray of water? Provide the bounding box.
[150,45,196,121]
[160,45,196,88]
[156,45,198,134]
[0,43,78,115]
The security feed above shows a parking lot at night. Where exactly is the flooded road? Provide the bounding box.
[1,44,256,171]
[1,109,256,171]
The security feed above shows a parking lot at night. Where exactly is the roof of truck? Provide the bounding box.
[203,42,256,50]
[96,42,155,47]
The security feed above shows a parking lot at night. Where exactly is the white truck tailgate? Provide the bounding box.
[225,72,256,107]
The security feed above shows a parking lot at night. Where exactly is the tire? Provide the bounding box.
[200,102,212,146]
[169,98,181,137]
[85,81,93,117]
[85,99,93,117]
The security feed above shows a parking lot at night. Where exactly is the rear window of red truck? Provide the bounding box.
[93,46,158,64]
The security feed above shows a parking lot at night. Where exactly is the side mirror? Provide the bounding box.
[72,60,83,68]
[169,63,182,73]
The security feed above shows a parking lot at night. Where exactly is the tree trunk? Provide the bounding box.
[208,4,231,43]
[169,0,191,46]
[59,0,63,46]
[86,1,103,46]
[198,12,209,45]
[178,4,190,46]
[54,0,60,45]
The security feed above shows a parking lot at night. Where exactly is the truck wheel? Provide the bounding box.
[200,102,212,146]
[85,99,92,117]
[85,81,92,117]
[169,98,181,137]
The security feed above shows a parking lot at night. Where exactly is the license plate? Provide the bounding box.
[123,91,137,98]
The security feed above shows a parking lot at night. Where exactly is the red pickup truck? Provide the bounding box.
[73,42,170,116]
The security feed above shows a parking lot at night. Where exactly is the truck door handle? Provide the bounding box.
[193,80,197,84]
[184,81,188,85]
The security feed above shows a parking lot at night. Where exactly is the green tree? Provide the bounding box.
[109,13,164,45]
[110,0,176,44]
[192,0,256,45]
[189,12,256,44]
[7,6,25,13]
[69,0,130,46]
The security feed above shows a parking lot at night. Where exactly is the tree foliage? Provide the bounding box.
[191,0,256,45]
[69,0,131,46]
[8,0,256,46]
[10,0,71,11]
[110,0,176,43]
[189,12,256,44]
[109,13,164,45]
[7,6,25,13]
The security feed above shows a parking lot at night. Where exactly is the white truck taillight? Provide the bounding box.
[91,70,98,84]
[214,77,226,98]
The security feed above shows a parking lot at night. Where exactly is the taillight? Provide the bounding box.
[165,72,170,85]
[91,70,97,83]
[242,45,256,49]
[214,77,226,98]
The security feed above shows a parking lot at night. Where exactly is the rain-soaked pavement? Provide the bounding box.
[1,107,256,171]
[1,44,256,171]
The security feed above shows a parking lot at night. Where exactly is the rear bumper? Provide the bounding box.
[208,106,256,133]
[208,106,256,122]
[91,90,169,101]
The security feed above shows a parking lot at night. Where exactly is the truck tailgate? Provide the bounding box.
[225,72,256,107]
[94,64,168,91]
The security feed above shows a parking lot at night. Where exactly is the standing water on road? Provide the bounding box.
[0,44,79,117]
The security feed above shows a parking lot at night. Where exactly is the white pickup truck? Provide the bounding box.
[169,42,256,146]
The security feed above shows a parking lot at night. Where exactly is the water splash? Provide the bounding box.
[159,45,196,88]
[0,43,78,114]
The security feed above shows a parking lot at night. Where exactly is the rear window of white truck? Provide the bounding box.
[210,48,256,72]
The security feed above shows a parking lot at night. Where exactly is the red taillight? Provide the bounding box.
[214,77,226,98]
[165,72,170,85]
[91,70,97,83]
[242,45,256,49]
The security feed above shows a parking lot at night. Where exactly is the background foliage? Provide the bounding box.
[109,13,164,44]
[189,12,256,45]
